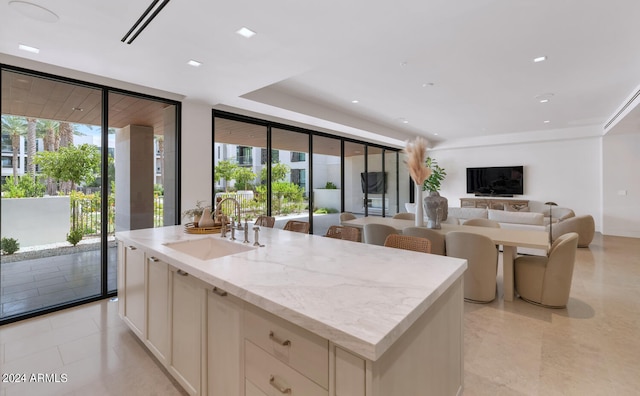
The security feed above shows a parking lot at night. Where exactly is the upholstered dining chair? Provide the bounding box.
[402,226,445,255]
[363,223,398,246]
[283,220,310,234]
[515,232,579,308]
[254,215,275,228]
[551,215,595,247]
[325,225,361,242]
[384,234,431,253]
[392,212,415,220]
[339,212,357,222]
[445,231,498,303]
[462,218,501,228]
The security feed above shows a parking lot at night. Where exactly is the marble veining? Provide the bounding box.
[116,225,467,360]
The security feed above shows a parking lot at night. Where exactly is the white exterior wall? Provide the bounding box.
[1,196,70,247]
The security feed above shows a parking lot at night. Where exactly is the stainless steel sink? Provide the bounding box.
[163,237,255,260]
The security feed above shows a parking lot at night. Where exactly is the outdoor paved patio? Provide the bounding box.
[0,245,117,319]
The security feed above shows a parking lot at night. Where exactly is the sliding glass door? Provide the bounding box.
[0,66,180,324]
[211,111,401,234]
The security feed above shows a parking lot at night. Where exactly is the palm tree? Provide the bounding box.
[1,115,27,183]
[26,118,37,176]
[37,119,60,194]
[59,121,74,149]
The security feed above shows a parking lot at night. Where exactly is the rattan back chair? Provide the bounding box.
[325,225,361,242]
[254,215,276,228]
[283,220,310,234]
[339,212,357,222]
[383,234,432,254]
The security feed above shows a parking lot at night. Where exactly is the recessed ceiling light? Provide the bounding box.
[543,120,550,123]
[72,107,83,112]
[18,44,39,54]
[236,27,256,38]
[187,60,202,67]
[539,99,549,103]
[433,133,439,136]
[9,1,59,23]
[533,56,547,63]
[351,99,359,104]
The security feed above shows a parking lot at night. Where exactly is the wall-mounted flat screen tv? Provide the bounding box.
[361,172,387,194]
[466,166,524,196]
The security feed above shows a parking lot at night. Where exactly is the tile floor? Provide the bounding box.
[0,232,638,395]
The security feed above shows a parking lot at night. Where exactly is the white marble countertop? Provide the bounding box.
[116,225,467,361]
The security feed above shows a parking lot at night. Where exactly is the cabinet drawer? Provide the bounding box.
[244,305,328,389]
[245,340,327,396]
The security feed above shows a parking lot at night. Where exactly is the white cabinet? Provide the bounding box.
[245,379,268,396]
[335,347,366,396]
[146,255,169,364]
[207,287,244,396]
[244,305,328,396]
[170,267,207,396]
[121,242,145,338]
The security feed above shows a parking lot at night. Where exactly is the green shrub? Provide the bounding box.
[67,229,84,246]
[324,181,337,189]
[1,237,20,255]
[1,175,46,198]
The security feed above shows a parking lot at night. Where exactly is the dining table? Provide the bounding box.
[341,216,550,302]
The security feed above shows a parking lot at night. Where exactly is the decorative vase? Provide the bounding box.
[424,191,448,229]
[198,207,215,227]
[415,184,424,227]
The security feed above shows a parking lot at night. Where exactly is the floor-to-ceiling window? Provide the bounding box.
[212,116,267,222]
[312,135,342,236]
[271,128,310,228]
[212,111,401,234]
[0,65,180,324]
[344,141,367,215]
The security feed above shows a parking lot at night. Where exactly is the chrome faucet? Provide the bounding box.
[215,197,243,230]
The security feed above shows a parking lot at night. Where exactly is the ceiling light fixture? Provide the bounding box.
[535,93,554,103]
[187,60,202,67]
[18,44,39,53]
[351,100,359,104]
[9,1,59,23]
[236,27,256,38]
[533,56,547,63]
[543,120,550,123]
[72,107,84,112]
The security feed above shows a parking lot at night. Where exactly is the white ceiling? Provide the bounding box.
[1,0,640,147]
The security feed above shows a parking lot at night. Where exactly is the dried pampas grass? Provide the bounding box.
[405,137,431,185]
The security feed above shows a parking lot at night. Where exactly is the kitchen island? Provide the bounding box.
[116,225,467,396]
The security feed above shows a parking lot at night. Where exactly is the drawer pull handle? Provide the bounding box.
[148,256,159,262]
[212,287,227,297]
[269,331,291,347]
[269,375,292,394]
[126,245,137,250]
[177,269,189,276]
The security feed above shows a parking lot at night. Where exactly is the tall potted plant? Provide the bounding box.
[422,157,448,228]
